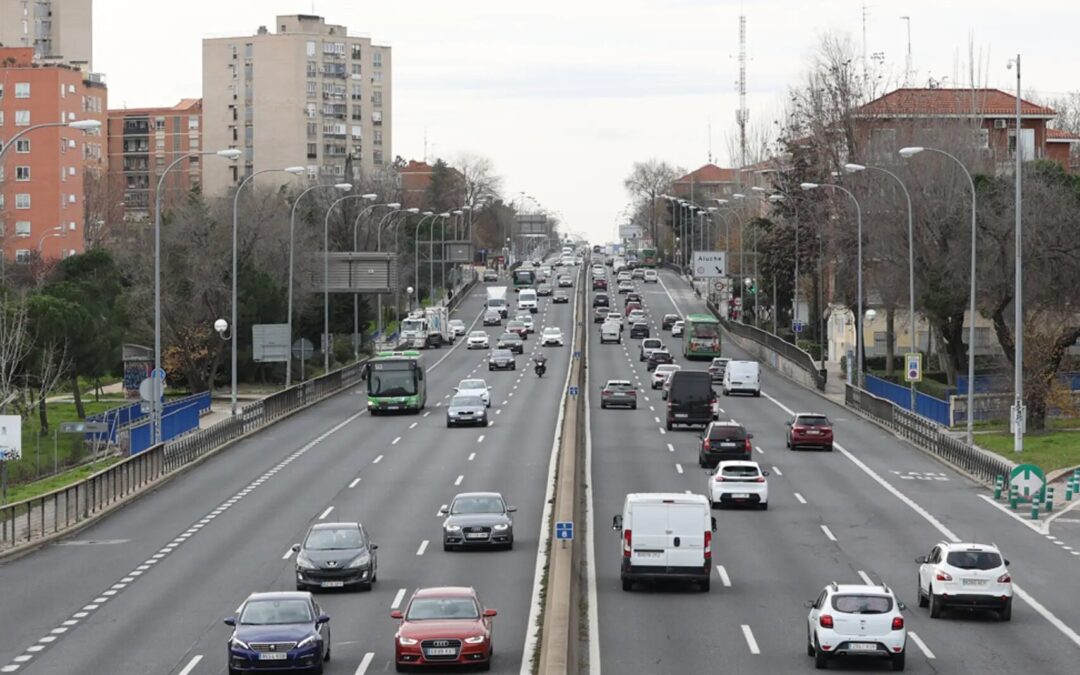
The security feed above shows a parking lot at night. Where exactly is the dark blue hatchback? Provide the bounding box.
[224,591,330,674]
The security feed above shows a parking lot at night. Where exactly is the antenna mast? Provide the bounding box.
[900,16,913,86]
[736,13,748,181]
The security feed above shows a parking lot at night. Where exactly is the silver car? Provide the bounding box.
[292,522,378,591]
[446,394,488,428]
[440,492,516,550]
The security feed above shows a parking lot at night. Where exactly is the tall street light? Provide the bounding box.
[1008,54,1024,453]
[285,182,353,388]
[801,181,866,387]
[344,195,384,362]
[900,146,978,445]
[373,204,404,337]
[323,194,381,371]
[845,162,917,411]
[412,211,438,306]
[0,118,101,163]
[392,208,421,322]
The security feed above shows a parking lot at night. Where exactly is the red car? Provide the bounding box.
[391,586,497,671]
[624,301,642,317]
[786,412,834,451]
[505,320,529,340]
[592,278,608,291]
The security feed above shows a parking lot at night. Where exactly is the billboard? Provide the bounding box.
[516,213,548,236]
[312,252,397,293]
[619,224,644,241]
[252,324,290,363]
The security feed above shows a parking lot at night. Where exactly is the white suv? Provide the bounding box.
[915,541,1012,621]
[807,582,907,671]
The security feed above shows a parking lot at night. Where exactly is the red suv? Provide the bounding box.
[592,278,608,291]
[391,587,496,670]
[786,413,833,451]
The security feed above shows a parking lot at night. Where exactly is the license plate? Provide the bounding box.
[321,580,345,588]
[259,653,289,660]
[732,493,750,499]
[962,578,987,586]
[722,442,737,448]
[466,532,488,539]
[426,648,457,656]
[847,643,877,652]
[635,551,663,559]
[675,413,688,418]
[807,430,821,435]
[387,406,399,410]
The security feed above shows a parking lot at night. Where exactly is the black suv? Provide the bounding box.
[661,314,680,330]
[666,371,716,430]
[593,294,610,308]
[647,350,674,371]
[698,421,754,467]
[629,322,650,339]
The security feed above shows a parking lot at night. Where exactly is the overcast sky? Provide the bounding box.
[96,0,1080,244]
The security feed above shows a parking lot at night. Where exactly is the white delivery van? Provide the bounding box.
[612,493,716,592]
[517,288,539,314]
[486,286,509,318]
[722,360,761,397]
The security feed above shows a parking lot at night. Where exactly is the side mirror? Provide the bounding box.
[747,433,754,439]
[316,613,331,625]
[371,544,379,550]
[224,616,237,627]
[762,470,770,477]
[612,514,623,531]
[453,387,459,392]
[438,505,449,515]
[914,555,927,564]
[1005,559,1011,566]
[897,601,907,611]
[803,600,816,609]
[291,543,300,552]
[710,516,717,532]
[390,610,404,620]
[483,608,498,618]
[506,506,517,513]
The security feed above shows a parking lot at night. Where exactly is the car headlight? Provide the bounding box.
[493,523,509,531]
[297,634,320,649]
[464,635,486,644]
[295,552,317,570]
[347,553,371,569]
[445,524,462,532]
[398,636,419,646]
[230,636,251,651]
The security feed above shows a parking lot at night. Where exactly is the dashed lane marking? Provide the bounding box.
[676,463,684,474]
[794,492,807,504]
[717,565,732,587]
[319,506,334,520]
[391,588,407,609]
[741,625,760,655]
[908,632,936,659]
[820,525,837,542]
[177,655,203,675]
[349,477,361,488]
[416,540,429,556]
[454,474,464,486]
[857,570,873,585]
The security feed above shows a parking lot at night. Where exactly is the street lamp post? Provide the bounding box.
[0,119,101,163]
[372,205,404,337]
[899,146,978,445]
[1008,54,1024,453]
[230,166,306,415]
[393,208,421,320]
[345,196,383,362]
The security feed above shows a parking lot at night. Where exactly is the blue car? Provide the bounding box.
[224,591,330,674]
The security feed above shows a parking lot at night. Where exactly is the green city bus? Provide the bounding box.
[682,314,722,359]
[364,351,426,414]
[639,248,658,268]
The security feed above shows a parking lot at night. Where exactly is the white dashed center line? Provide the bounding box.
[454,474,464,486]
[392,436,401,445]
[349,477,361,488]
[416,540,429,556]
[857,570,873,585]
[820,525,837,542]
[318,506,334,520]
[477,435,485,443]
[468,452,476,461]
[908,631,936,659]
[391,588,407,609]
[373,454,384,464]
[675,463,684,474]
[666,443,675,453]
[177,655,203,675]
[794,492,807,504]
[741,625,760,654]
[771,466,782,476]
[282,547,295,560]
[409,422,418,429]
[717,565,732,587]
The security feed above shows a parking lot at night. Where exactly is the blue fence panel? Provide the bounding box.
[916,391,950,426]
[128,392,212,455]
[865,375,949,426]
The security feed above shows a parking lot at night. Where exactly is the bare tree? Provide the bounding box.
[453,153,503,205]
[0,299,33,413]
[623,160,683,248]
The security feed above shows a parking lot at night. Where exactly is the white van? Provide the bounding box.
[517,288,539,314]
[612,493,716,592]
[722,360,761,397]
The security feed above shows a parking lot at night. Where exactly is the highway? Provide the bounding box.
[588,267,1080,674]
[0,273,577,675]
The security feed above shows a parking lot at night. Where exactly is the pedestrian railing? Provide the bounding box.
[845,383,1014,484]
[1,359,366,553]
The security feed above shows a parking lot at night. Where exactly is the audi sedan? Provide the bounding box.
[506,320,529,340]
[488,349,516,371]
[482,310,502,326]
[466,331,490,350]
[455,378,492,407]
[446,394,488,428]
[542,326,565,346]
[553,291,570,304]
[440,492,516,550]
[391,587,497,671]
[495,333,524,355]
[225,591,330,673]
[293,522,378,592]
[600,380,637,409]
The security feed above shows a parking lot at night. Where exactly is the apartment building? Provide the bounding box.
[0,0,92,70]
[0,47,106,263]
[107,99,203,221]
[202,14,392,197]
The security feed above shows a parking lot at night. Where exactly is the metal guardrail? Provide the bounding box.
[845,383,1014,484]
[1,360,366,552]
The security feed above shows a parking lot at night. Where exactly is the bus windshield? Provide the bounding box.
[513,270,535,285]
[368,362,419,397]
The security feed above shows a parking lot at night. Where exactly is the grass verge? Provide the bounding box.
[975,431,1080,474]
[3,455,123,504]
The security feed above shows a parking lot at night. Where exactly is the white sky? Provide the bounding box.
[95,0,1080,244]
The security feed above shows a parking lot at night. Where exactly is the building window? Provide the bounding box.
[306,40,316,57]
[373,130,382,146]
[15,194,30,209]
[307,81,317,98]
[373,50,383,67]
[15,166,30,181]
[372,91,383,107]
[15,221,30,237]
[351,84,363,100]
[188,116,199,130]
[306,122,318,139]
[351,108,362,121]
[244,43,253,58]
[14,82,29,98]
[15,110,30,126]
[373,150,383,165]
[351,63,362,76]
[15,250,31,264]
[372,110,382,125]
[351,44,362,60]
[372,71,382,84]
[0,111,4,126]
[307,61,317,78]
[0,84,4,98]
[307,142,317,159]
[155,117,165,130]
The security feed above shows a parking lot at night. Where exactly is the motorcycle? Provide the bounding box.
[534,360,547,377]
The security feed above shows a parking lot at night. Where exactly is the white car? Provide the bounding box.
[627,310,647,324]
[600,322,621,344]
[448,319,467,337]
[651,364,680,389]
[616,271,632,283]
[916,541,1013,621]
[558,275,574,287]
[707,461,769,509]
[807,583,908,671]
[541,327,565,346]
[466,331,490,350]
[643,269,659,283]
[515,313,535,333]
[671,320,685,337]
[454,378,492,408]
[617,280,635,294]
[639,338,664,362]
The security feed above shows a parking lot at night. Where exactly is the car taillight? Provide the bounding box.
[819,615,834,629]
[935,571,953,582]
[714,475,725,482]
[891,616,904,631]
[754,476,766,483]
[793,426,806,433]
[744,439,752,452]
[704,531,712,560]
[623,529,632,557]
[602,389,610,397]
[629,390,637,397]
[997,573,1011,584]
[702,439,711,451]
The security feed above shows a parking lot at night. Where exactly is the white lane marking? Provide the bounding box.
[409,422,418,429]
[436,402,442,407]
[977,494,1046,535]
[659,427,666,435]
[908,631,936,659]
[444,393,451,398]
[675,463,684,474]
[391,588,407,609]
[373,454,383,464]
[649,405,655,412]
[654,416,661,424]
[755,445,764,454]
[478,435,485,443]
[354,652,375,675]
[496,409,502,415]
[319,506,334,520]
[741,625,760,655]
[771,466,782,476]
[392,436,401,445]
[717,565,732,587]
[454,474,464,486]
[424,411,431,417]
[820,525,837,542]
[1,666,19,672]
[468,452,476,461]
[282,547,295,560]
[416,540,429,556]
[794,492,807,504]
[177,655,203,675]
[667,443,675,453]
[857,570,873,585]
[502,400,509,406]
[349,477,361,488]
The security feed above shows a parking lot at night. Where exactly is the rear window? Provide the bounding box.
[721,465,759,478]
[831,594,893,614]
[710,427,747,441]
[946,550,1002,570]
[643,339,661,348]
[797,415,830,427]
[608,382,634,392]
[669,372,712,401]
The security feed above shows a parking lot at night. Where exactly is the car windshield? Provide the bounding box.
[832,595,893,614]
[491,350,512,359]
[460,380,485,390]
[368,367,418,397]
[451,496,505,514]
[720,465,760,479]
[406,597,480,621]
[691,322,720,338]
[240,599,314,625]
[711,358,728,366]
[451,395,484,407]
[469,331,487,338]
[946,550,1003,570]
[304,526,363,550]
[798,416,830,427]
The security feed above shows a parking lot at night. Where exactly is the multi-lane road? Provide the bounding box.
[0,274,578,674]
[589,268,1080,674]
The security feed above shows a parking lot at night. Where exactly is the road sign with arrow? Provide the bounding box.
[691,252,727,279]
[1010,464,1045,500]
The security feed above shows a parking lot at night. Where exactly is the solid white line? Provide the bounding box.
[820,525,837,542]
[977,494,1046,535]
[282,547,294,560]
[373,454,383,464]
[392,436,401,445]
[857,570,873,586]
[177,655,203,675]
[416,540,429,556]
[908,631,936,659]
[354,652,375,675]
[582,312,602,675]
[794,492,807,504]
[772,466,782,476]
[717,565,732,587]
[391,588,406,609]
[675,463,684,474]
[468,452,476,461]
[741,625,760,654]
[318,506,334,520]
[454,474,464,486]
[667,443,675,453]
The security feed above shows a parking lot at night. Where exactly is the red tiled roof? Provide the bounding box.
[1047,128,1080,142]
[854,88,1055,118]
[400,160,434,174]
[674,163,738,184]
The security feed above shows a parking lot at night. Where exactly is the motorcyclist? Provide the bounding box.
[534,353,547,377]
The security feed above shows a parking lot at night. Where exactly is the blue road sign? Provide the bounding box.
[555,521,574,541]
[151,367,167,380]
[793,321,804,334]
[573,351,582,359]
[568,385,579,396]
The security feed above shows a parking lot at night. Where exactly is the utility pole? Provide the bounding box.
[1012,54,1025,453]
[735,13,749,179]
[900,16,913,86]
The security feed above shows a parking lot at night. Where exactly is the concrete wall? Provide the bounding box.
[723,327,820,391]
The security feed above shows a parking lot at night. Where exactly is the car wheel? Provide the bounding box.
[443,542,453,552]
[699,454,706,468]
[505,538,514,551]
[826,444,834,452]
[928,587,943,618]
[601,403,607,409]
[814,636,829,669]
[999,599,1012,622]
[631,404,637,410]
[478,657,492,672]
[395,663,409,673]
[753,390,761,397]
[722,389,730,396]
[759,502,768,511]
[891,650,905,671]
[295,583,306,592]
[785,436,791,448]
[666,420,673,431]
[621,578,632,592]
[324,636,332,661]
[446,421,453,428]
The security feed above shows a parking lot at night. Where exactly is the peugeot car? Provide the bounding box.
[293,522,378,592]
[225,591,331,673]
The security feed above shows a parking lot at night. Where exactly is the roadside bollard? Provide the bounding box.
[1010,485,1019,511]
[994,475,1004,500]
[1031,499,1040,520]
[1067,482,1074,502]
[1045,487,1055,513]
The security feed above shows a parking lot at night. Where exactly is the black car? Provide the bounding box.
[446,394,488,428]
[440,492,516,550]
[593,294,610,308]
[488,348,516,370]
[666,371,716,430]
[629,322,650,339]
[293,522,378,591]
[496,333,524,354]
[624,292,643,306]
[661,314,680,330]
[553,291,569,304]
[647,349,674,371]
[698,421,753,467]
